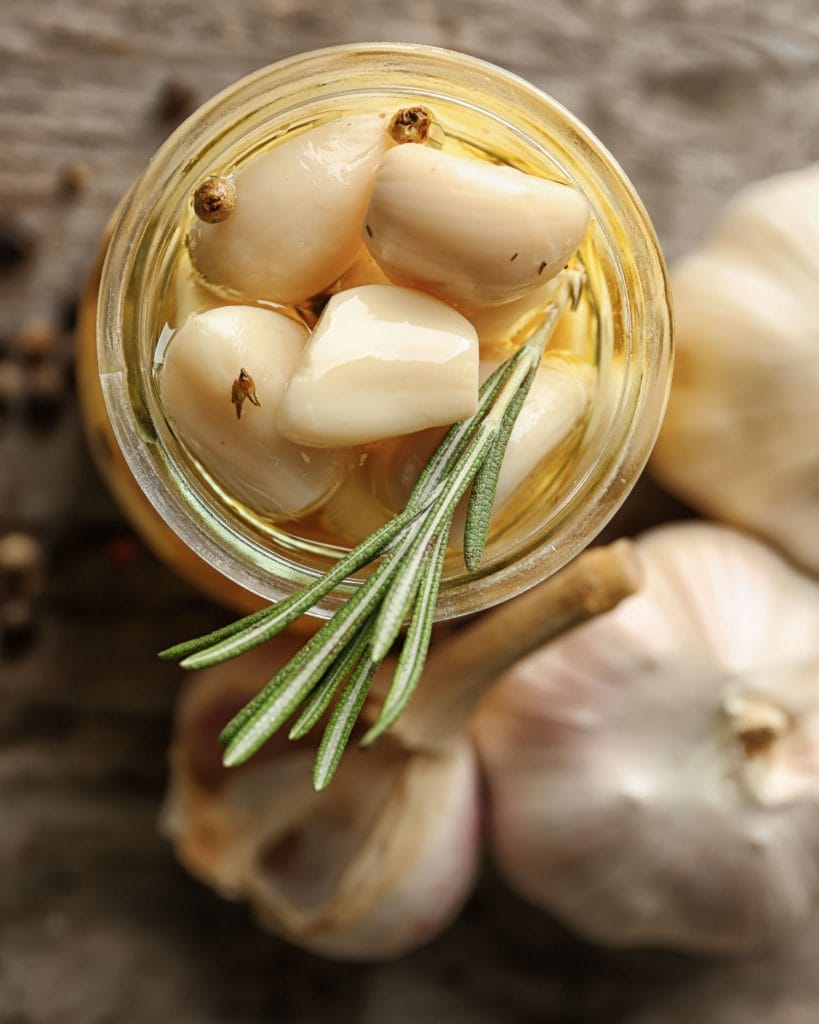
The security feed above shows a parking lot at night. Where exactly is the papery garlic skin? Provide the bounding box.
[189,115,391,304]
[363,144,591,309]
[162,645,481,961]
[473,522,819,954]
[651,164,819,574]
[159,306,350,519]
[277,285,479,447]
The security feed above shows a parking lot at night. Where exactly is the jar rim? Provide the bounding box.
[97,42,672,620]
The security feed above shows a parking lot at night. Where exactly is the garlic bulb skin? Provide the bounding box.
[651,164,819,574]
[159,306,350,519]
[473,522,819,954]
[162,643,481,961]
[363,144,591,309]
[277,285,479,447]
[188,115,391,304]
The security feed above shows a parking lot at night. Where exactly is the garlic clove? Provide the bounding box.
[465,276,563,348]
[363,144,590,308]
[366,428,445,520]
[367,353,594,532]
[310,459,398,548]
[473,522,819,955]
[476,354,594,514]
[650,164,819,575]
[158,305,351,519]
[188,115,392,305]
[277,284,479,448]
[161,643,481,961]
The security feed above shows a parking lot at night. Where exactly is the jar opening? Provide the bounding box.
[97,44,672,619]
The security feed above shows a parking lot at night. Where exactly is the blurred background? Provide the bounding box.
[1,1,818,1021]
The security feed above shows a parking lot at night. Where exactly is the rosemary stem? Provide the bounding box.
[288,619,375,740]
[409,350,527,508]
[221,521,423,764]
[163,268,587,786]
[178,495,432,670]
[370,416,498,661]
[362,525,449,746]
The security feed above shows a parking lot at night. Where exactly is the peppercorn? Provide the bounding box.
[193,176,236,224]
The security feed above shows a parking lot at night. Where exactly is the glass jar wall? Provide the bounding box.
[78,43,672,620]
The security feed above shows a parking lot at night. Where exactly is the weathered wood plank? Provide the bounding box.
[2,1,818,1021]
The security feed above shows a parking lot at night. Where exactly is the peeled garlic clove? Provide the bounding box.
[650,164,819,574]
[366,428,444,517]
[473,522,819,955]
[189,115,391,304]
[363,144,590,308]
[312,462,398,548]
[159,305,350,519]
[466,277,563,347]
[368,354,593,526]
[479,354,594,513]
[162,644,481,960]
[277,284,479,447]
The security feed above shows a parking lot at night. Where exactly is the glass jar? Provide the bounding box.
[77,43,672,621]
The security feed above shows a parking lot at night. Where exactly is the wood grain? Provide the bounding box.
[1,1,818,1021]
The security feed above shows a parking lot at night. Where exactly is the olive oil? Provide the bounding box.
[152,96,611,568]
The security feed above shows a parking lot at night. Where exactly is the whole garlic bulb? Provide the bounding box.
[162,543,639,961]
[473,522,819,955]
[161,640,481,961]
[651,164,819,574]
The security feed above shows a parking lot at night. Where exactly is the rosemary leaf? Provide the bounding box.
[370,418,497,662]
[164,272,585,786]
[288,620,374,740]
[362,526,448,747]
[179,499,427,670]
[464,359,539,571]
[158,604,277,661]
[409,351,526,508]
[313,654,379,791]
[221,523,420,764]
[218,534,415,745]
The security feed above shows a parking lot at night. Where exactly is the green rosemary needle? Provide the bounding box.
[162,272,583,788]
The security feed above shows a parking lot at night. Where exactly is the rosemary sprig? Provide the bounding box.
[162,273,582,788]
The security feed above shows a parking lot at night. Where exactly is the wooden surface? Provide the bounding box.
[2,1,819,1022]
